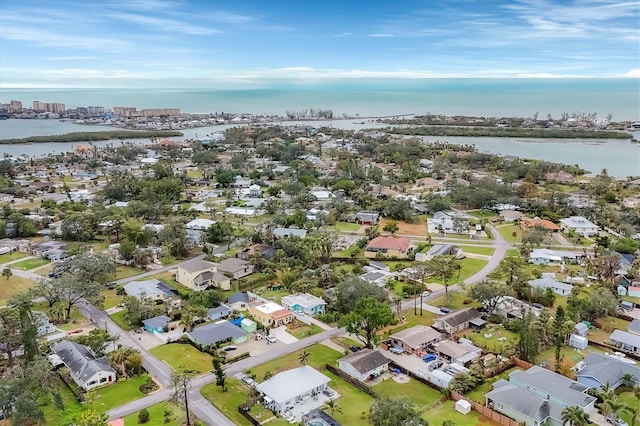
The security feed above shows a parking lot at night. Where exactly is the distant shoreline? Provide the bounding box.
[0,130,184,144]
[385,126,634,139]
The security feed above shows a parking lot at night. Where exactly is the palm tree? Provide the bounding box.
[297,350,310,366]
[561,405,590,426]
[324,399,342,416]
[602,395,628,424]
[427,255,459,296]
[621,373,635,389]
[263,370,273,381]
[626,406,637,426]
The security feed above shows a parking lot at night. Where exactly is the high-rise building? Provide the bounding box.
[32,101,65,113]
[113,107,137,117]
[33,100,46,111]
[9,100,22,112]
[140,108,181,117]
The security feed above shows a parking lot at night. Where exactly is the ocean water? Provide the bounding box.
[1,78,639,120]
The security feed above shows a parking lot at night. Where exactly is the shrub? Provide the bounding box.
[138,408,150,424]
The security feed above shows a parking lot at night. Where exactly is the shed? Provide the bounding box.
[455,399,472,414]
[241,318,257,333]
[574,323,588,337]
[569,334,588,350]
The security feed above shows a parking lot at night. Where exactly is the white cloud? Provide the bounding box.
[368,33,396,38]
[107,13,220,35]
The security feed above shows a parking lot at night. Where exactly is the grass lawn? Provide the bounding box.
[36,263,54,276]
[467,367,523,403]
[115,265,146,280]
[287,322,323,339]
[422,400,496,425]
[91,236,111,254]
[245,344,342,381]
[467,210,499,220]
[11,257,50,270]
[382,261,413,272]
[91,375,149,412]
[427,258,487,285]
[430,291,480,311]
[109,310,137,330]
[323,371,374,425]
[123,401,187,426]
[201,378,254,426]
[0,275,36,305]
[459,327,518,355]
[381,309,438,338]
[251,285,291,304]
[0,251,28,264]
[617,389,637,426]
[330,336,364,351]
[536,345,607,371]
[40,375,85,425]
[374,377,440,408]
[496,223,522,244]
[149,343,213,373]
[103,289,123,310]
[31,301,89,331]
[506,249,520,257]
[459,245,495,256]
[334,221,361,232]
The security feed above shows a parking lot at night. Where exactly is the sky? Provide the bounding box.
[0,0,639,88]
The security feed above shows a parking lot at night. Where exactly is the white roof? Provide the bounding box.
[281,293,325,309]
[185,218,215,229]
[256,366,330,404]
[252,301,285,315]
[610,329,639,347]
[560,216,599,229]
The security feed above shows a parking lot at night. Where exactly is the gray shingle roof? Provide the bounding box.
[187,321,247,346]
[576,352,640,387]
[510,367,594,408]
[486,383,560,422]
[437,308,482,328]
[179,259,217,273]
[228,292,249,304]
[52,340,114,384]
[339,349,390,374]
[142,315,171,330]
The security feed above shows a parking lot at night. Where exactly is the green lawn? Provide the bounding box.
[287,322,323,339]
[334,221,361,232]
[467,210,499,220]
[420,400,492,425]
[91,375,149,412]
[201,378,254,426]
[459,245,495,256]
[430,291,480,311]
[506,249,520,257]
[115,265,146,280]
[11,257,50,270]
[109,310,137,330]
[383,309,438,338]
[330,336,364,351]
[466,367,523,403]
[245,344,342,381]
[123,401,187,426]
[103,289,123,310]
[426,258,487,286]
[617,389,637,426]
[251,285,291,303]
[40,375,85,426]
[374,378,440,408]
[0,275,36,305]
[496,224,522,244]
[149,343,213,373]
[0,251,28,264]
[537,345,607,371]
[459,327,518,355]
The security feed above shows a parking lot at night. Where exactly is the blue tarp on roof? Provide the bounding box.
[231,317,244,326]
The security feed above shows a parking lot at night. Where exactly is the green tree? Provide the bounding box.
[297,350,310,366]
[468,280,510,315]
[517,312,540,363]
[138,408,150,424]
[118,239,137,261]
[122,217,151,246]
[2,266,11,280]
[61,213,95,242]
[561,405,590,426]
[170,371,195,426]
[338,297,395,349]
[334,277,387,314]
[74,328,117,357]
[74,407,108,426]
[383,221,400,235]
[0,307,22,366]
[490,256,528,286]
[213,359,227,390]
[57,274,105,320]
[207,221,234,244]
[427,255,460,296]
[369,397,428,426]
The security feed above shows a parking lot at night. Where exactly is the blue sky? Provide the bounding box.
[0,0,638,87]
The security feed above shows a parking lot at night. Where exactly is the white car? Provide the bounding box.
[605,417,628,426]
[266,335,276,343]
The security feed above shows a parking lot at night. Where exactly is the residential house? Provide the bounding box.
[185,218,216,245]
[338,349,390,381]
[123,279,176,301]
[629,319,640,335]
[142,315,171,333]
[187,321,248,347]
[484,366,597,426]
[499,210,524,222]
[491,296,542,319]
[240,318,257,333]
[427,211,469,234]
[432,339,482,366]
[228,292,250,311]
[281,293,326,316]
[433,308,483,334]
[176,259,231,291]
[232,175,251,188]
[248,184,262,198]
[34,311,56,336]
[388,325,442,354]
[207,304,231,321]
[520,218,560,233]
[309,186,333,202]
[216,258,254,279]
[360,269,393,288]
[248,301,295,327]
[364,236,412,259]
[236,244,276,261]
[273,227,307,239]
[256,366,332,420]
[559,216,600,237]
[574,352,640,390]
[545,171,575,183]
[528,248,581,266]
[351,211,380,225]
[418,244,463,261]
[51,340,116,391]
[609,329,640,355]
[528,277,573,296]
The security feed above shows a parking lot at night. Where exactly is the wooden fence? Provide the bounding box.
[325,364,379,398]
[450,390,523,426]
[388,361,445,392]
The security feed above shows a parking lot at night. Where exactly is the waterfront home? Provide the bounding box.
[280,293,326,316]
[388,325,442,354]
[559,216,600,237]
[574,352,640,390]
[484,366,597,426]
[364,236,411,259]
[338,349,390,381]
[51,340,116,391]
[256,366,332,421]
[175,259,231,291]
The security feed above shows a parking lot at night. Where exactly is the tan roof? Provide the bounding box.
[367,236,411,252]
[521,218,560,231]
[179,259,217,273]
[390,325,442,348]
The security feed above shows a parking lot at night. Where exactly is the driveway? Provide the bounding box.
[273,325,298,344]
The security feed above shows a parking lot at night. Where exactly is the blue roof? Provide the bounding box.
[142,315,171,329]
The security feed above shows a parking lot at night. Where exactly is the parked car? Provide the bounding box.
[422,353,437,362]
[605,417,628,426]
[439,307,452,314]
[349,345,363,353]
[266,335,276,343]
[422,291,431,297]
[428,360,443,371]
[532,303,544,309]
[389,347,404,354]
[222,345,237,351]
[241,375,255,387]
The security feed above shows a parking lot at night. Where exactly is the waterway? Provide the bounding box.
[0,119,638,177]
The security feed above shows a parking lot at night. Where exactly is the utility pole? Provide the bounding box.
[184,385,191,426]
[420,293,423,316]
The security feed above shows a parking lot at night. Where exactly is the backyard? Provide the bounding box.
[149,343,213,373]
[430,291,481,311]
[0,274,36,305]
[11,257,50,270]
[374,377,440,408]
[109,310,136,331]
[422,400,498,426]
[40,376,85,425]
[286,321,323,339]
[459,326,518,354]
[427,258,488,285]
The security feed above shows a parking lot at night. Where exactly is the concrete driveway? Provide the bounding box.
[273,325,298,344]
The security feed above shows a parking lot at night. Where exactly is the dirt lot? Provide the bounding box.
[379,218,428,237]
